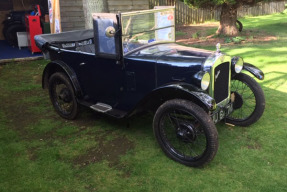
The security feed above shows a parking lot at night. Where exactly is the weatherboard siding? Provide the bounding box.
[60,0,149,31]
[60,0,85,32]
[108,0,149,13]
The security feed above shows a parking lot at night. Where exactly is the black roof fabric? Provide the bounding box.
[34,29,94,49]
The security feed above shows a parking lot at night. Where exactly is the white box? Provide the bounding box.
[17,32,29,49]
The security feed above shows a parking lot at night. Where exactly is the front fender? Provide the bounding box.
[243,63,264,80]
[159,84,216,111]
[42,60,83,97]
[133,83,216,114]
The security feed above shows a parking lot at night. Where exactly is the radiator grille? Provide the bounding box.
[213,62,229,103]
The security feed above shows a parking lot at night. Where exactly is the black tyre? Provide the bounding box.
[48,72,79,120]
[153,99,218,167]
[226,73,265,126]
[5,24,26,46]
[236,20,243,32]
[2,26,8,40]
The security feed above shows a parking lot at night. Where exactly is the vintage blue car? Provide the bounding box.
[35,7,265,167]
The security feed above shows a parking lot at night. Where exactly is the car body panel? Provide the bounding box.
[37,7,263,120]
[42,60,83,98]
[243,62,264,80]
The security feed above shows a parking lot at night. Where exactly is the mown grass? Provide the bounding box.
[1,11,287,192]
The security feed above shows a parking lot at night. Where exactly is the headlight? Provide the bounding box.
[201,72,210,91]
[192,71,210,91]
[231,56,244,73]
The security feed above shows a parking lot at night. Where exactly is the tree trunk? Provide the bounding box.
[216,3,239,36]
[82,0,109,29]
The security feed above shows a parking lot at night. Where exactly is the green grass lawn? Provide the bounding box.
[1,11,287,192]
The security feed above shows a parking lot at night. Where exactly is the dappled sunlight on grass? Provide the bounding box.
[239,12,287,37]
[222,41,287,68]
[263,71,287,93]
[222,41,287,94]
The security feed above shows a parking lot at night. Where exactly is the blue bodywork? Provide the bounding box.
[40,42,216,118]
[35,11,263,119]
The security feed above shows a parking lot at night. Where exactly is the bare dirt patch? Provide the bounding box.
[2,85,135,169]
[176,22,277,47]
[73,134,134,169]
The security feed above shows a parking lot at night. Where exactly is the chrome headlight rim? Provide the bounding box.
[201,72,210,91]
[232,56,244,73]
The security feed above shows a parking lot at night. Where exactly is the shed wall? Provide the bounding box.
[60,0,149,31]
[60,0,85,32]
[108,0,149,13]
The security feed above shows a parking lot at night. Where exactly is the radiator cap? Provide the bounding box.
[216,43,221,53]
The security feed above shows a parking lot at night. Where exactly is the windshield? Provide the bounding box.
[121,7,175,54]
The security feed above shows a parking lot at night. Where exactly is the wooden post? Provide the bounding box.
[48,0,61,33]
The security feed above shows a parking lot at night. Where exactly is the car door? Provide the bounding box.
[77,13,123,107]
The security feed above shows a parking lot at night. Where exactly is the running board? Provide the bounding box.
[78,100,127,118]
[90,103,112,113]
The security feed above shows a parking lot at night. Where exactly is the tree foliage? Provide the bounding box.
[182,0,272,9]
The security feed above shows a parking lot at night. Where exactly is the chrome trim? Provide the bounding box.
[90,103,112,113]
[231,56,244,73]
[201,72,210,91]
[203,53,232,106]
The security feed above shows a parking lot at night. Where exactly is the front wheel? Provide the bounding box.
[226,73,265,126]
[153,99,218,167]
[48,72,79,120]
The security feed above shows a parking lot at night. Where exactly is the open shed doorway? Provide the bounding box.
[0,0,49,61]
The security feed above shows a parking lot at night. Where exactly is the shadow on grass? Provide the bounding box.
[241,12,287,36]
[262,71,287,90]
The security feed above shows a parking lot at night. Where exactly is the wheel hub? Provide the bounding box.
[176,123,197,143]
[58,88,72,103]
[232,91,243,110]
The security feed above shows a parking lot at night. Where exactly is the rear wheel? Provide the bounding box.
[153,99,218,167]
[48,72,79,120]
[226,73,265,126]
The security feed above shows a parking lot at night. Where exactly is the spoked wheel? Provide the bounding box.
[226,73,265,126]
[236,20,243,32]
[48,72,79,120]
[153,99,218,167]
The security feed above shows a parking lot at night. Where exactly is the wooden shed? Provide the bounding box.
[60,0,149,32]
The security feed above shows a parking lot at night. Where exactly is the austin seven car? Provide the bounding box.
[35,7,265,167]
